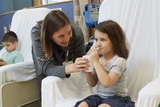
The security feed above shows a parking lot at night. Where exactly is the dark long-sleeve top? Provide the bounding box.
[31,22,86,78]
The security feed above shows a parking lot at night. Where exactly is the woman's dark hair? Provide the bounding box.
[2,31,18,43]
[39,10,70,60]
[95,20,129,59]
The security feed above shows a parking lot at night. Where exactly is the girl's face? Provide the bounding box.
[94,30,114,56]
[2,41,17,52]
[51,24,72,47]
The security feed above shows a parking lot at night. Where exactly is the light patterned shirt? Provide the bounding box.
[2,50,24,64]
[95,55,128,98]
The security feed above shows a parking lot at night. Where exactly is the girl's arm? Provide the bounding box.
[92,61,120,88]
[89,48,120,88]
[85,72,98,87]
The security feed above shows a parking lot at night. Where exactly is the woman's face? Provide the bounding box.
[51,24,72,47]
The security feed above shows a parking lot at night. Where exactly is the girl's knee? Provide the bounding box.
[98,104,111,107]
[77,101,88,107]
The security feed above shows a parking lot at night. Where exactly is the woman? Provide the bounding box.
[31,10,90,104]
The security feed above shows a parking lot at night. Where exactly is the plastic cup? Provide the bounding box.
[83,55,94,72]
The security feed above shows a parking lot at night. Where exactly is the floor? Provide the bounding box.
[22,100,40,107]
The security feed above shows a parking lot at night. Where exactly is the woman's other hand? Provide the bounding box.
[65,57,90,74]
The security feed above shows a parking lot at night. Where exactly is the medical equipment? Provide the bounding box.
[84,2,101,27]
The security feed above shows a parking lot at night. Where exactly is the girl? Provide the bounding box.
[75,20,134,107]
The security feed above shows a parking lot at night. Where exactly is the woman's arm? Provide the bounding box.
[31,24,67,78]
[31,23,89,78]
[64,22,90,74]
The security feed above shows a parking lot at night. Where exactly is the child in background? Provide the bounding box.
[75,20,135,107]
[0,31,24,66]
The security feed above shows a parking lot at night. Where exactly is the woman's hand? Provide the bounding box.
[65,57,90,74]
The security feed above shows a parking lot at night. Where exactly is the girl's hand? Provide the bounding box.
[88,48,99,63]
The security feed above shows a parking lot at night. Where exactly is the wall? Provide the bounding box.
[0,0,32,14]
[13,0,33,10]
[0,1,73,47]
[0,1,4,14]
[0,0,14,14]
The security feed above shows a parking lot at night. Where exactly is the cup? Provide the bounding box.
[83,55,94,72]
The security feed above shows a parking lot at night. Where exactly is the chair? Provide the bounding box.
[0,7,52,107]
[96,0,160,106]
[136,75,160,107]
